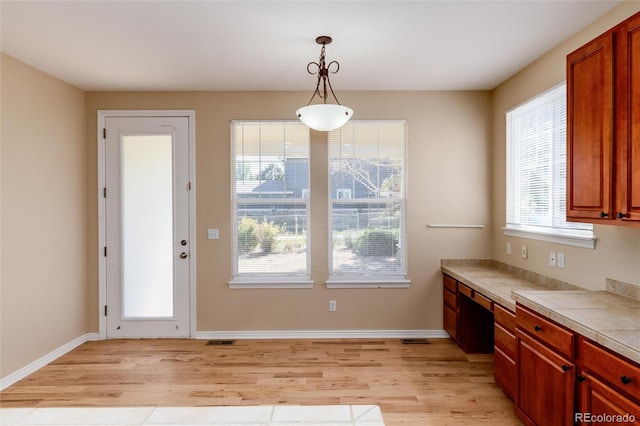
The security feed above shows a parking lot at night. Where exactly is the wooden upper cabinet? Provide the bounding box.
[567,11,640,227]
[567,32,614,222]
[616,13,640,224]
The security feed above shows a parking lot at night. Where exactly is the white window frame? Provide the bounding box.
[326,120,410,289]
[505,84,595,249]
[229,121,313,289]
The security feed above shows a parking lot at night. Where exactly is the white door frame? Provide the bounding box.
[97,110,196,340]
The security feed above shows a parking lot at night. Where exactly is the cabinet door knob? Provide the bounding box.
[617,212,630,219]
[534,325,542,332]
[621,375,632,385]
[562,364,570,372]
[600,212,609,218]
[577,375,586,382]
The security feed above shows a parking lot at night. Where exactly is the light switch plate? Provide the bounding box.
[208,228,219,240]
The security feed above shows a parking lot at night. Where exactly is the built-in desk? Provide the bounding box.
[441,259,640,364]
[441,259,640,415]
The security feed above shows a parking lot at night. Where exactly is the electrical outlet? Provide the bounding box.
[329,300,336,312]
[521,245,528,259]
[506,242,512,255]
[549,251,556,267]
[558,253,565,269]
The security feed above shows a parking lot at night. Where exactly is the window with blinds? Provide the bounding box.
[231,121,311,284]
[506,84,593,242]
[327,121,408,285]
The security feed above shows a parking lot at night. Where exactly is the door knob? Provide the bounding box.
[180,252,188,259]
[181,240,187,246]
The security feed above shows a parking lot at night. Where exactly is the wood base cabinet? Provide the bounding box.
[516,330,576,426]
[443,274,459,344]
[516,304,576,426]
[442,275,494,353]
[494,304,517,400]
[577,337,640,425]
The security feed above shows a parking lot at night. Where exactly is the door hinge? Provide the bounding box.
[104,246,107,257]
[103,187,107,198]
[103,128,106,139]
[104,305,108,316]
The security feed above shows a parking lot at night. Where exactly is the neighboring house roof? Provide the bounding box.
[236,157,397,198]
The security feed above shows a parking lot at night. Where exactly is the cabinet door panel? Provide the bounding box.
[516,331,575,426]
[617,13,640,223]
[567,32,614,221]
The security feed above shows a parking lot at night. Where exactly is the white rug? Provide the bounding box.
[0,405,384,425]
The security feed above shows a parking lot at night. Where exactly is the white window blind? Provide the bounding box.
[327,121,408,284]
[231,121,311,282]
[506,84,593,242]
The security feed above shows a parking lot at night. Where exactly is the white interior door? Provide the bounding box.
[104,115,191,338]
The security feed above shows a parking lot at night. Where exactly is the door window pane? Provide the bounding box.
[122,135,174,318]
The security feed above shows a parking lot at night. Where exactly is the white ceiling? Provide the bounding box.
[0,0,621,91]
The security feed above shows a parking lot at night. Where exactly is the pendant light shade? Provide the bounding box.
[296,104,353,132]
[297,36,353,131]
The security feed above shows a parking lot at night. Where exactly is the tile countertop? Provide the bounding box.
[441,259,640,365]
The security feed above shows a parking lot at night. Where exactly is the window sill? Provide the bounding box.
[228,279,314,289]
[503,226,596,249]
[326,278,411,289]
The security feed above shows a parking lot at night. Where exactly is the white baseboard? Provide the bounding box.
[0,333,99,391]
[196,329,450,340]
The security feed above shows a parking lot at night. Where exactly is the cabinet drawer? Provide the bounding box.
[459,283,473,299]
[578,372,640,423]
[516,304,575,360]
[494,303,516,332]
[495,345,516,401]
[580,337,640,402]
[473,291,493,311]
[443,304,458,341]
[443,288,457,309]
[495,322,516,358]
[443,274,457,293]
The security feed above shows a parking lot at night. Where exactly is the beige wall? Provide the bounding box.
[491,2,640,291]
[85,90,493,333]
[0,54,87,377]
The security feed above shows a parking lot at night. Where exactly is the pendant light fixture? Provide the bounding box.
[296,36,353,131]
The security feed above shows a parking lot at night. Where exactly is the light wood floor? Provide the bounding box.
[0,338,523,425]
